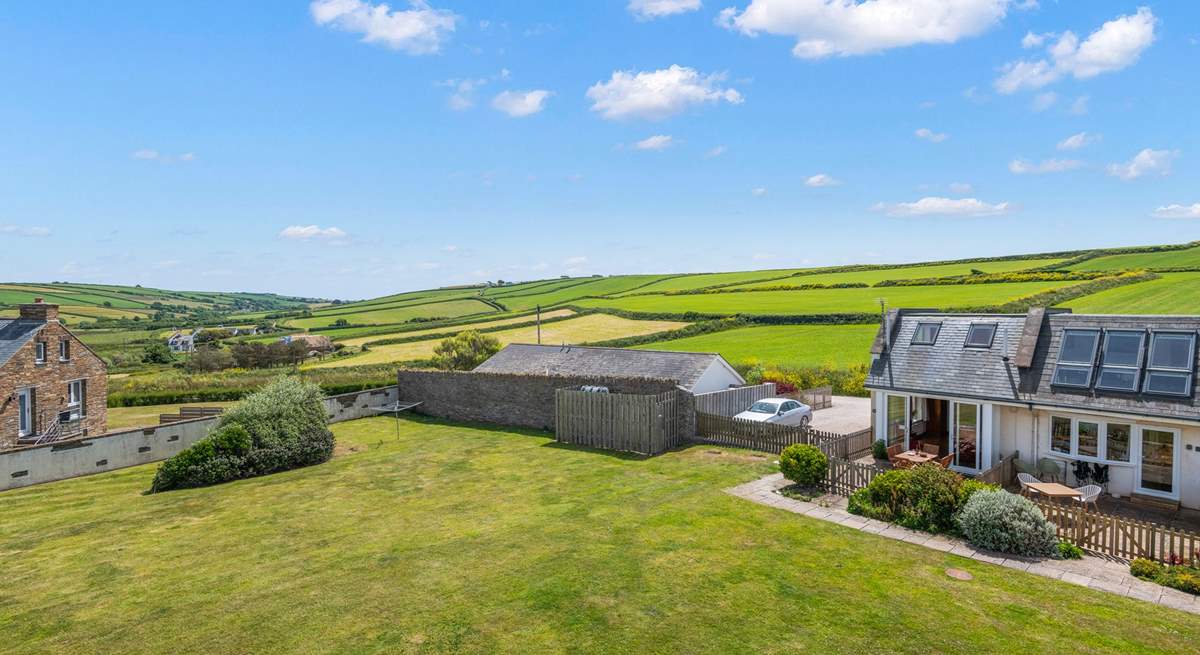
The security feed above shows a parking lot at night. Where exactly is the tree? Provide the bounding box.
[431,330,501,371]
[333,318,350,327]
[185,346,236,372]
[141,342,174,364]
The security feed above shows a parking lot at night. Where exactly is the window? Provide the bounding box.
[59,339,70,361]
[1106,423,1131,462]
[964,323,997,348]
[1051,329,1100,388]
[911,322,941,345]
[1142,331,1196,397]
[1095,330,1145,392]
[67,380,86,418]
[1077,421,1099,458]
[35,342,46,364]
[1051,416,1071,454]
[886,395,907,446]
[781,401,799,412]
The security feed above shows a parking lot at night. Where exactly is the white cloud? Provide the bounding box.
[491,89,553,117]
[1022,30,1053,48]
[442,244,459,252]
[437,77,485,110]
[310,0,458,55]
[586,65,743,121]
[949,182,973,194]
[1008,158,1083,174]
[718,0,1014,59]
[279,225,349,240]
[131,148,196,163]
[874,196,1012,217]
[804,173,840,187]
[995,7,1157,93]
[704,145,727,158]
[628,0,701,20]
[751,187,768,197]
[1107,148,1178,181]
[0,224,51,238]
[178,152,197,162]
[635,134,674,150]
[132,149,160,160]
[915,127,948,143]
[1068,95,1090,115]
[1057,132,1100,151]
[1031,91,1057,111]
[1152,203,1200,219]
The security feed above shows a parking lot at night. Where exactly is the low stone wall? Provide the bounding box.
[1,385,401,492]
[397,370,686,432]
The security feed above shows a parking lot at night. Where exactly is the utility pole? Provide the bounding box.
[537,304,542,344]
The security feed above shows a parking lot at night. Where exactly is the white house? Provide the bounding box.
[866,308,1200,510]
[166,329,199,353]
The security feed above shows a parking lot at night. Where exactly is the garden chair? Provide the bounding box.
[1075,484,1102,510]
[1014,458,1038,476]
[1017,472,1041,497]
[1037,458,1063,483]
[921,443,939,457]
[886,444,903,462]
[936,453,953,468]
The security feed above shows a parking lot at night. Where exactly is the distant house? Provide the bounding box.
[867,307,1200,509]
[474,344,744,394]
[280,334,334,355]
[0,300,108,449]
[166,329,199,353]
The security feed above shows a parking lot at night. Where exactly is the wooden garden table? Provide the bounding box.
[895,450,936,466]
[1025,482,1082,499]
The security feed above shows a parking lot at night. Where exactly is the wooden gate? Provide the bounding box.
[555,389,683,455]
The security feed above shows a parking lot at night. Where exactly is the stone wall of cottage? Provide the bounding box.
[0,322,108,449]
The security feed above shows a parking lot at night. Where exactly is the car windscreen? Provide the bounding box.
[747,401,779,414]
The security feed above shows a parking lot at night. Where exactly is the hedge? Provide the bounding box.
[873,270,1109,287]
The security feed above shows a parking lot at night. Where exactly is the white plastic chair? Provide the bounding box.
[1075,484,1102,509]
[1017,472,1040,496]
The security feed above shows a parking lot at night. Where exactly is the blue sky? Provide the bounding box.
[1,1,1197,299]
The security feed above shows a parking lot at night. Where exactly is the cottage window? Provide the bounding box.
[1106,423,1131,462]
[1142,332,1196,397]
[1051,416,1071,454]
[35,342,46,364]
[964,323,997,348]
[59,339,70,361]
[1077,421,1100,458]
[911,322,941,345]
[1050,415,1135,464]
[1051,329,1100,388]
[1095,330,1145,392]
[67,379,87,418]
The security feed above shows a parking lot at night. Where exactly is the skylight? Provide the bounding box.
[1142,331,1196,397]
[1095,330,1145,392]
[911,322,941,345]
[1051,329,1101,388]
[964,323,997,348]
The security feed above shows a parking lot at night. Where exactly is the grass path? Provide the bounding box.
[1,416,1196,654]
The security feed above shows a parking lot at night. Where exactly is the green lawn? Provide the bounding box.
[288,298,496,329]
[1070,246,1200,271]
[2,416,1195,654]
[1064,273,1200,314]
[577,280,1076,316]
[106,401,238,430]
[634,324,878,369]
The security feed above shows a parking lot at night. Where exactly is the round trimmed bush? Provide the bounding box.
[848,464,971,533]
[779,444,828,487]
[956,489,1058,557]
[871,439,888,460]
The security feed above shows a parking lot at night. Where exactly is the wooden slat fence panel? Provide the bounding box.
[693,412,872,460]
[824,457,886,496]
[693,384,777,417]
[1032,499,1200,563]
[556,389,684,455]
[976,452,1017,487]
[799,386,832,410]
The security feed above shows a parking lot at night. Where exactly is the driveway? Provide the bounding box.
[809,395,871,434]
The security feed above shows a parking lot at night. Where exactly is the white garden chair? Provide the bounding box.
[1017,472,1040,496]
[1075,484,1102,509]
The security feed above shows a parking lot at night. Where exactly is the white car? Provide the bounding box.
[733,398,813,428]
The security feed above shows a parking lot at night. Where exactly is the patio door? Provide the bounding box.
[1135,427,1180,499]
[16,388,33,437]
[886,395,908,447]
[951,402,980,471]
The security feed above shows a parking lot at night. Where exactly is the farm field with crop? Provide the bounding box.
[309,313,688,368]
[338,308,576,347]
[487,275,673,310]
[1063,273,1200,314]
[287,298,496,329]
[576,280,1077,316]
[722,258,1069,289]
[634,324,879,369]
[1068,245,1200,271]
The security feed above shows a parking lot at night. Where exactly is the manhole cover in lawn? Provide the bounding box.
[945,568,973,581]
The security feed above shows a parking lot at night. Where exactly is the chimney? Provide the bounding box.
[18,298,59,322]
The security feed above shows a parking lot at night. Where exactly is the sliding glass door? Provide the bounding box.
[952,402,979,471]
[1136,428,1179,498]
[886,395,907,447]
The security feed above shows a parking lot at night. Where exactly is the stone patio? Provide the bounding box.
[727,473,1200,616]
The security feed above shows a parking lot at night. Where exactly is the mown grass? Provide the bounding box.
[633,324,879,369]
[308,314,688,368]
[106,401,238,430]
[1,416,1196,654]
[1070,246,1200,271]
[576,280,1076,316]
[288,298,496,329]
[1064,272,1200,314]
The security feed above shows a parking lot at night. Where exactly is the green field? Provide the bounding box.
[488,275,672,310]
[577,280,1075,316]
[612,269,809,295]
[288,298,496,329]
[2,416,1195,654]
[107,401,238,430]
[723,258,1068,289]
[1064,273,1200,314]
[1070,246,1200,271]
[634,324,879,369]
[338,309,577,347]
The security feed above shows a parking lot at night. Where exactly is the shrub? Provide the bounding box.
[1130,558,1164,579]
[779,444,827,487]
[1057,542,1084,560]
[848,464,967,534]
[141,342,174,364]
[958,479,998,506]
[956,489,1058,557]
[1130,558,1200,596]
[431,330,502,371]
[149,377,334,493]
[871,439,888,460]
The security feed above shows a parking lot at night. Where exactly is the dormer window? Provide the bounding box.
[1142,331,1196,397]
[1095,330,1145,392]
[35,342,46,364]
[911,322,941,345]
[59,339,71,362]
[1051,329,1101,388]
[964,323,997,349]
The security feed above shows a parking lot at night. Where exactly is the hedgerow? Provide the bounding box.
[873,271,1108,287]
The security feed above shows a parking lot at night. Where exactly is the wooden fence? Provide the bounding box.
[824,457,887,496]
[692,412,873,460]
[976,451,1017,487]
[554,389,683,455]
[693,383,776,417]
[799,386,833,410]
[1033,499,1200,564]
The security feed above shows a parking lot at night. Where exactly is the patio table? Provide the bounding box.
[895,450,936,466]
[1025,482,1082,499]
